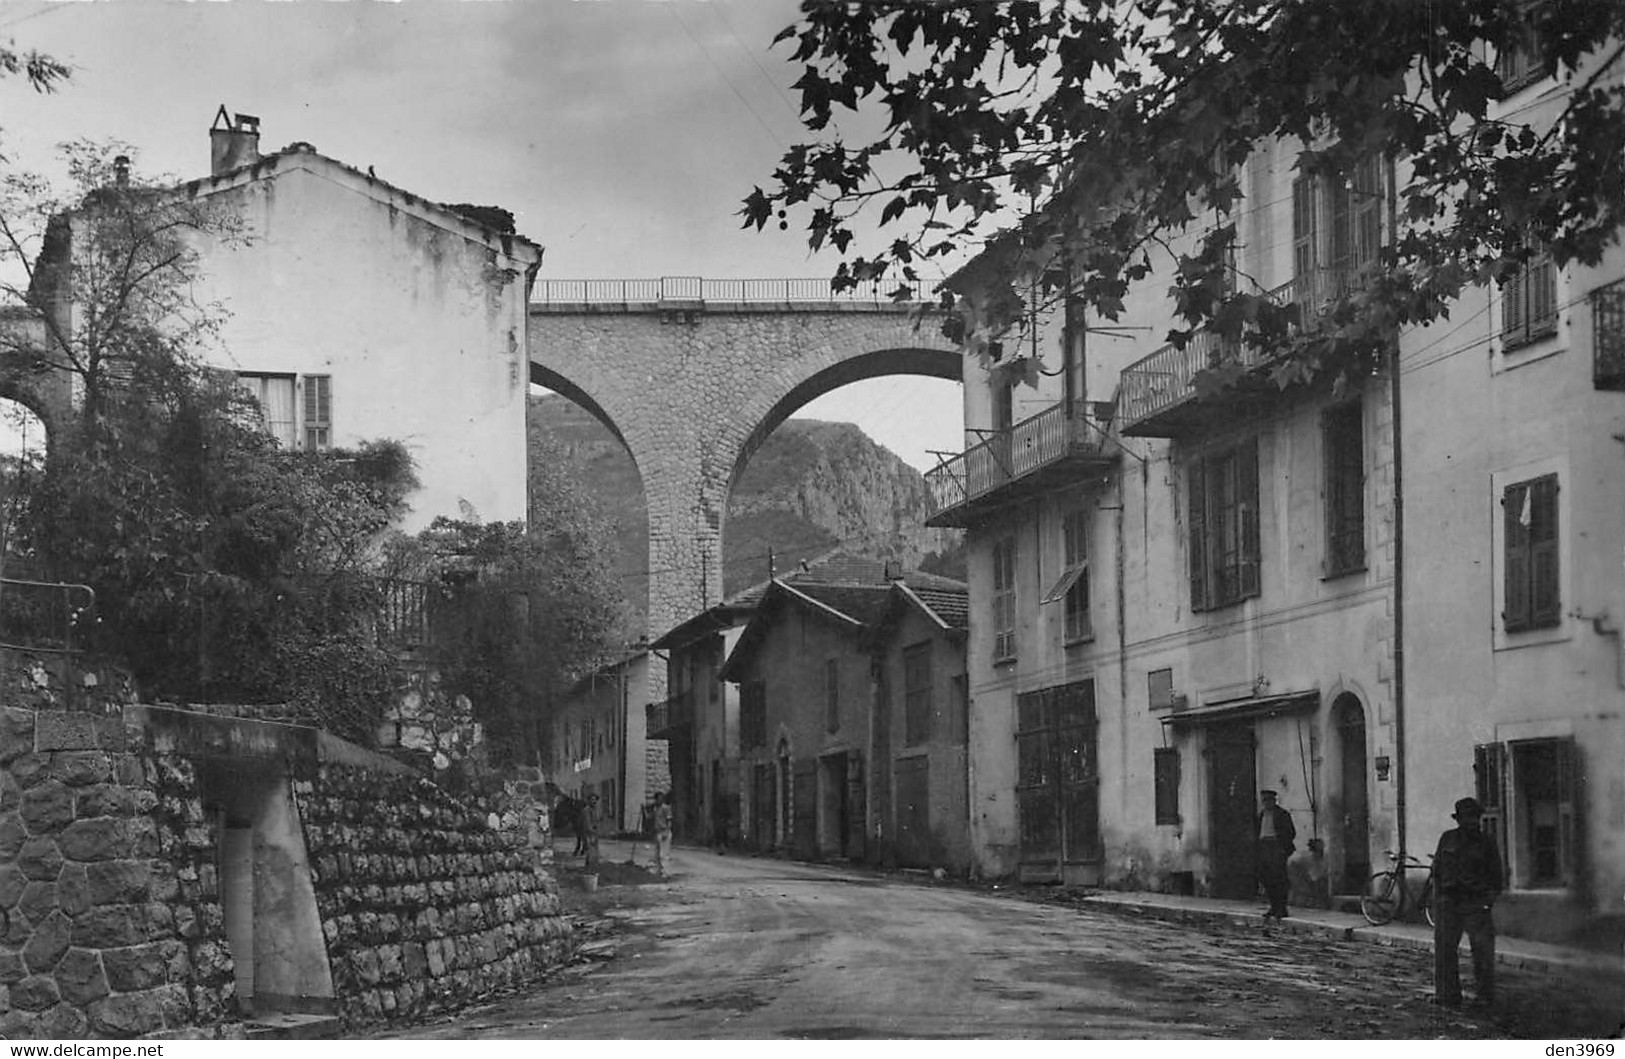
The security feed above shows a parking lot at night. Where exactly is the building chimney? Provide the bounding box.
[112,155,129,187]
[210,105,261,176]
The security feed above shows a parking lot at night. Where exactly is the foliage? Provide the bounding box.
[383,446,630,765]
[0,41,69,95]
[24,363,418,731]
[744,0,1625,391]
[0,140,243,423]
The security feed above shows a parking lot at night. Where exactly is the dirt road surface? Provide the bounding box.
[370,843,1623,1040]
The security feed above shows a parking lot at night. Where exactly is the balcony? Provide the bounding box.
[1592,278,1625,391]
[646,688,692,739]
[1118,268,1359,438]
[924,402,1117,528]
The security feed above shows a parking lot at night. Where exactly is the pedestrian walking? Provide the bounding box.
[1256,789,1295,919]
[653,791,674,877]
[1432,796,1503,1008]
[582,792,602,872]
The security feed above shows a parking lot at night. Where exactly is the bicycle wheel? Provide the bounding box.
[1420,880,1435,928]
[1360,871,1402,925]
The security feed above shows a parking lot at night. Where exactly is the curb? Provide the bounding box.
[1072,896,1625,983]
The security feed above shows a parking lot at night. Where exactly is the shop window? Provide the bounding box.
[1476,738,1582,889]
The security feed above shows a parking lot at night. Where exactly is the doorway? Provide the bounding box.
[751,763,775,851]
[818,752,851,858]
[1335,694,1370,891]
[1206,722,1257,899]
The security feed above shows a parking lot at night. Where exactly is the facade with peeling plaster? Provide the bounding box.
[936,99,1625,944]
[715,556,970,871]
[933,134,1403,907]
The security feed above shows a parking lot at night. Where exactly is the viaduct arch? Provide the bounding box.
[528,278,962,645]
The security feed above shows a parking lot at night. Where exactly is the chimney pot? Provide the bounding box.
[210,106,262,177]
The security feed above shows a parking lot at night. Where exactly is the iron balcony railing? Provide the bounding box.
[0,577,96,654]
[1592,278,1625,390]
[647,687,693,737]
[1118,267,1364,431]
[925,402,1108,520]
[534,276,910,305]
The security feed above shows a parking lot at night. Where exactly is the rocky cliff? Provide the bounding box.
[528,395,962,634]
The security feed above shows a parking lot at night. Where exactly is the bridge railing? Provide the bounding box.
[533,276,918,305]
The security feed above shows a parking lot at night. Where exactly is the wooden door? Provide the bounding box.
[1337,697,1370,890]
[894,756,930,868]
[1206,723,1257,899]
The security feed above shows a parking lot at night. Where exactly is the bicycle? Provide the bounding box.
[1360,849,1435,927]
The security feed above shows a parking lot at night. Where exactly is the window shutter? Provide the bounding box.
[1502,482,1531,631]
[1555,737,1580,886]
[1292,177,1317,285]
[1352,155,1384,270]
[1529,475,1560,626]
[1238,438,1261,598]
[1188,461,1209,611]
[1529,247,1556,338]
[1473,742,1508,876]
[302,374,332,451]
[1329,179,1352,273]
[1503,265,1527,343]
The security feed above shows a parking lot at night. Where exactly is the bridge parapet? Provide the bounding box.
[533,276,929,309]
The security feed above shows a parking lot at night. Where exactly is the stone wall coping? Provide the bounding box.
[530,300,936,316]
[315,730,418,776]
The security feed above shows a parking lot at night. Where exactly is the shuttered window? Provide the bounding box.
[1189,438,1261,611]
[992,536,1017,662]
[903,642,932,747]
[1292,177,1317,286]
[302,374,332,451]
[1323,402,1366,577]
[1042,510,1091,642]
[1502,239,1558,350]
[1502,473,1560,632]
[1154,748,1181,826]
[824,658,840,733]
[740,680,767,750]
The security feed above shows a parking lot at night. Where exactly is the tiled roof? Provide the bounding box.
[655,551,962,648]
[904,584,970,630]
[793,582,894,626]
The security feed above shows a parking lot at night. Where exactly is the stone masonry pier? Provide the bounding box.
[528,277,961,648]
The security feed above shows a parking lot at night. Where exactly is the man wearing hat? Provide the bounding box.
[1432,796,1504,1007]
[1256,789,1296,919]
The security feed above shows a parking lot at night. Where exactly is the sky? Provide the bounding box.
[0,0,966,471]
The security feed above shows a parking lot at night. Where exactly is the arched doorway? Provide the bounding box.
[1334,693,1370,891]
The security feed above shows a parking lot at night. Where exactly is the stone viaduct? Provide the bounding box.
[527,276,962,644]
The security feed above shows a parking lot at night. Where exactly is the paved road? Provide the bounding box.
[372,843,1622,1039]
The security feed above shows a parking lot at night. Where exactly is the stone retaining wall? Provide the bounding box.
[0,708,237,1039]
[3,705,576,1038]
[295,763,574,1026]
